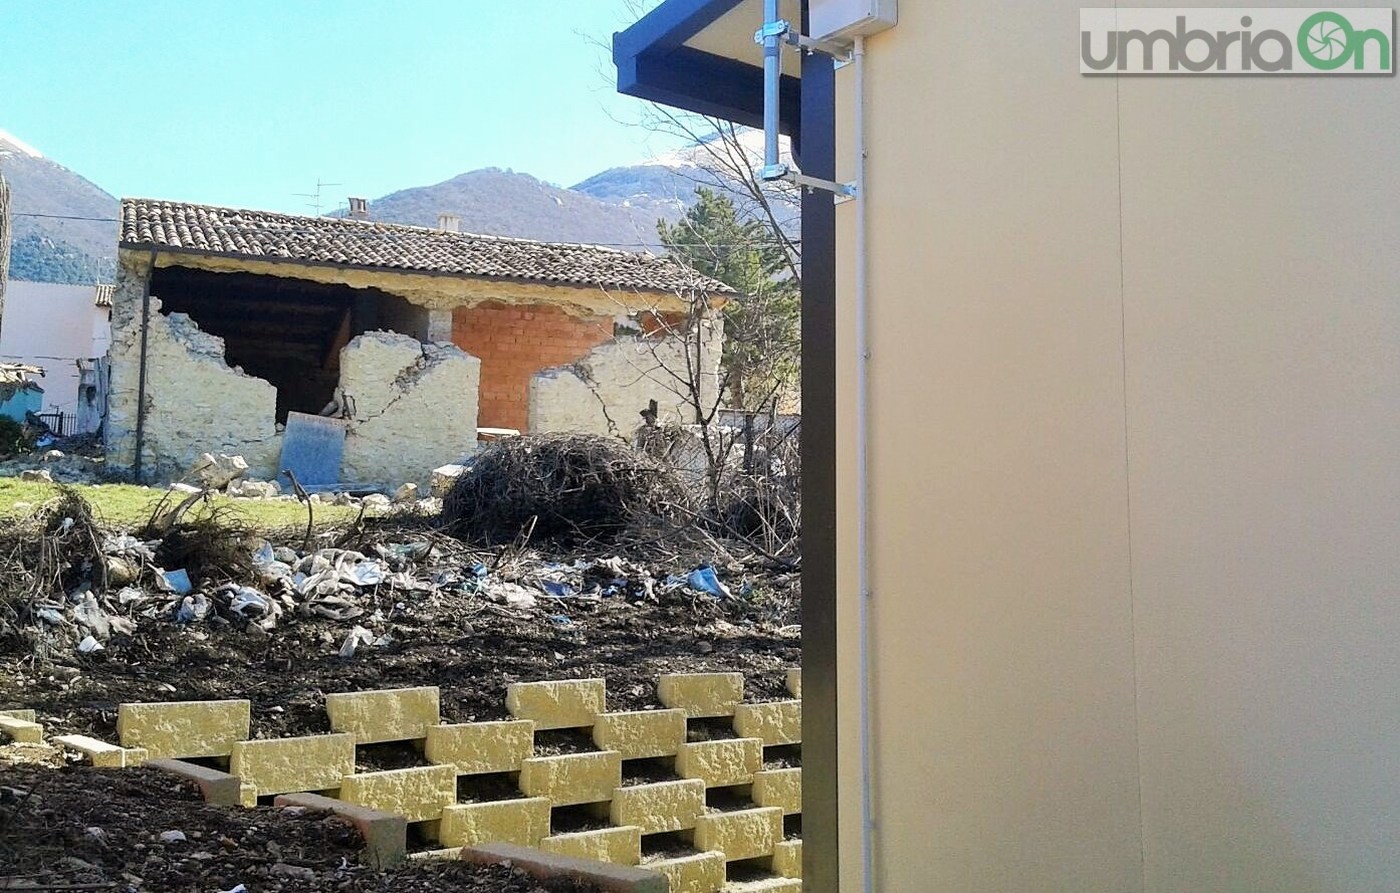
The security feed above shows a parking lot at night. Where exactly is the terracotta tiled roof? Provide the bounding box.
[119,198,733,295]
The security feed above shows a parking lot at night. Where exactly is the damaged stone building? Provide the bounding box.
[107,199,729,486]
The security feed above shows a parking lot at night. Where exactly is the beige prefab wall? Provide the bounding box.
[528,319,723,436]
[839,2,1400,892]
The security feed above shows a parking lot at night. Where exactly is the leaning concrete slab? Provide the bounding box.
[610,779,706,835]
[592,709,687,760]
[657,673,744,718]
[339,764,457,823]
[732,701,801,747]
[229,732,356,797]
[116,699,251,760]
[770,840,802,879]
[644,851,727,893]
[675,738,764,788]
[539,825,643,865]
[690,806,785,862]
[438,797,552,849]
[462,842,668,893]
[0,714,43,744]
[274,791,407,868]
[518,750,623,807]
[506,678,606,730]
[751,768,802,816]
[326,686,440,744]
[425,720,535,775]
[52,734,146,768]
[146,758,256,807]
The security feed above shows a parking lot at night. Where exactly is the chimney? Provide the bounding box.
[437,213,461,233]
[347,197,369,220]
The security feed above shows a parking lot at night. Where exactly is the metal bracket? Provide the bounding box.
[761,163,858,199]
[754,18,854,62]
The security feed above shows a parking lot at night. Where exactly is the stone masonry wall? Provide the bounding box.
[339,331,480,487]
[451,303,613,432]
[528,316,725,437]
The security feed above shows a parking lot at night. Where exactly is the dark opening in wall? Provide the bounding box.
[149,266,428,422]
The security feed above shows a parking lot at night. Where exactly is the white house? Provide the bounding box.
[0,280,112,433]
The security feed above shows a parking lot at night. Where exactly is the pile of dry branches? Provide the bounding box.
[0,487,108,617]
[442,433,689,546]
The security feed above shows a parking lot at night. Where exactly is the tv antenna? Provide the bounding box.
[294,179,342,215]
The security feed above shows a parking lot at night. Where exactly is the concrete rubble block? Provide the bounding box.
[393,482,419,503]
[540,825,643,865]
[643,851,727,893]
[430,464,466,497]
[770,839,802,879]
[190,452,250,489]
[462,842,668,893]
[0,713,43,744]
[52,734,147,768]
[339,764,458,824]
[146,757,252,807]
[438,797,552,848]
[675,738,764,788]
[338,332,480,488]
[656,673,745,718]
[325,686,440,744]
[424,720,535,775]
[610,779,706,835]
[229,733,357,797]
[732,701,802,747]
[751,768,802,815]
[228,478,281,498]
[689,806,785,862]
[785,669,801,698]
[518,750,623,807]
[591,709,687,760]
[274,791,407,868]
[116,699,252,760]
[506,678,606,731]
[19,469,52,483]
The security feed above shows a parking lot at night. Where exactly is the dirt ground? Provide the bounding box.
[0,764,596,892]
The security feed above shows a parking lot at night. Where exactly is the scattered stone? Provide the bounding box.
[42,449,66,462]
[269,862,316,880]
[19,469,52,483]
[430,464,466,497]
[158,830,187,843]
[189,452,249,489]
[105,556,140,587]
[169,482,202,495]
[362,493,392,510]
[394,482,419,504]
[228,478,281,498]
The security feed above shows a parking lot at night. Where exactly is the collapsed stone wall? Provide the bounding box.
[339,331,480,487]
[528,316,725,437]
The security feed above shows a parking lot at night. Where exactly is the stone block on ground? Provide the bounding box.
[506,679,606,730]
[690,807,784,862]
[462,842,668,893]
[425,720,535,775]
[591,709,686,760]
[274,792,406,868]
[518,750,622,806]
[610,779,706,835]
[657,673,744,718]
[732,701,801,747]
[675,738,763,788]
[190,452,249,489]
[644,851,727,893]
[116,699,251,760]
[438,798,552,848]
[146,758,254,807]
[52,734,146,768]
[339,765,457,823]
[539,825,643,865]
[0,714,43,744]
[431,464,466,497]
[325,686,440,744]
[229,733,356,796]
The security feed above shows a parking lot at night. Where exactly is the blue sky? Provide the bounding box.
[0,0,674,212]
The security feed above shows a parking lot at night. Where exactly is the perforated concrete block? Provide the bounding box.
[785,669,801,698]
[732,701,801,747]
[506,679,606,730]
[229,733,356,796]
[592,709,687,760]
[692,807,784,863]
[116,699,251,759]
[438,798,552,848]
[339,764,457,823]
[326,686,440,744]
[52,734,146,768]
[656,673,744,718]
[426,720,535,775]
[751,768,801,815]
[0,714,43,744]
[540,826,642,865]
[610,779,706,834]
[518,750,622,806]
[675,738,763,788]
[645,851,727,893]
[770,840,802,879]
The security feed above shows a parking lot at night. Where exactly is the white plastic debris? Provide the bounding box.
[175,593,211,623]
[78,635,104,653]
[339,626,375,658]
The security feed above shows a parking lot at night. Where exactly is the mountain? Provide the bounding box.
[0,129,119,283]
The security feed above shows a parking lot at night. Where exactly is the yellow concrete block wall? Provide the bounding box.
[506,679,606,730]
[117,700,251,759]
[438,798,552,848]
[645,851,727,893]
[610,779,706,834]
[540,826,643,865]
[339,765,457,823]
[675,738,763,788]
[690,807,785,862]
[425,720,535,775]
[326,687,440,744]
[518,751,622,806]
[657,673,744,718]
[230,733,356,796]
[592,709,687,759]
[752,768,802,816]
[770,840,802,879]
[732,701,801,747]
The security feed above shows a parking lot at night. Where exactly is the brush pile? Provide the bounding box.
[442,433,689,546]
